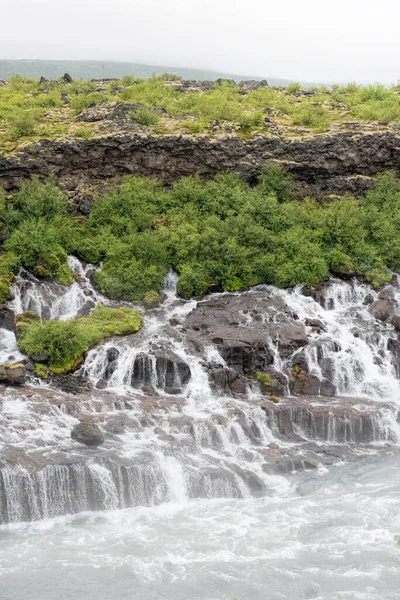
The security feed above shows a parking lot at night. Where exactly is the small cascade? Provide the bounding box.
[10,256,103,321]
[279,280,400,401]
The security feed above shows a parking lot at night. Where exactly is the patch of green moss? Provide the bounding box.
[330,251,354,276]
[17,304,142,373]
[143,290,160,305]
[33,363,49,379]
[256,372,271,387]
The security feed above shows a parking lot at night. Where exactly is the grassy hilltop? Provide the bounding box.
[1,74,400,152]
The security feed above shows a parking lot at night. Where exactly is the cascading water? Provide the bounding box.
[1,261,400,599]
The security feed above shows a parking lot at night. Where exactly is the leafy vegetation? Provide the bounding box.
[2,75,400,150]
[17,305,142,373]
[2,167,400,302]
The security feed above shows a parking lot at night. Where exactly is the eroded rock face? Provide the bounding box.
[185,290,312,394]
[2,129,400,201]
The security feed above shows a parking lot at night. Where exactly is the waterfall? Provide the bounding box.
[1,260,400,524]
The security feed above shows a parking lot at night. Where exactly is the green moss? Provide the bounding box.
[256,372,271,387]
[330,251,354,275]
[17,304,142,373]
[143,290,160,305]
[32,265,50,278]
[33,363,49,379]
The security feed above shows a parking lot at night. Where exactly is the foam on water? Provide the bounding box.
[2,260,400,598]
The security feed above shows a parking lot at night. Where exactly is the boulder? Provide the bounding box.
[391,315,400,332]
[369,298,397,322]
[0,363,27,385]
[71,421,104,446]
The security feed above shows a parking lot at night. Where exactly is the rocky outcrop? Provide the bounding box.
[1,128,400,200]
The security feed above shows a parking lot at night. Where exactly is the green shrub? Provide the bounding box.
[129,106,160,126]
[9,113,37,139]
[181,119,208,134]
[10,176,68,222]
[286,82,301,94]
[17,304,142,372]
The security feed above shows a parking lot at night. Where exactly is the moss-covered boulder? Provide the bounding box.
[16,304,142,374]
[330,251,355,279]
[0,362,27,384]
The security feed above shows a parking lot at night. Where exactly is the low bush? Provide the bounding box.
[129,106,160,126]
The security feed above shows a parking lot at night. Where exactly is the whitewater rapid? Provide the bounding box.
[1,258,400,599]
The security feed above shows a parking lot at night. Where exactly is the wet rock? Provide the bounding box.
[71,421,104,446]
[305,318,326,332]
[154,350,191,389]
[164,386,182,395]
[229,378,247,395]
[51,374,92,395]
[0,363,27,384]
[76,299,96,317]
[363,293,374,305]
[29,352,49,362]
[142,384,157,396]
[377,285,396,300]
[320,378,336,397]
[95,379,107,389]
[185,291,307,377]
[369,298,397,322]
[0,306,16,332]
[391,315,400,332]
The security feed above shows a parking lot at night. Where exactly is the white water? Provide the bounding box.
[1,261,400,599]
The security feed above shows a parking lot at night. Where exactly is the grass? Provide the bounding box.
[1,75,400,150]
[16,304,142,373]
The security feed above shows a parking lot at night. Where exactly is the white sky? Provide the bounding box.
[2,0,400,83]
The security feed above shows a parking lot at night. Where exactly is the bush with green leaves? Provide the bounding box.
[4,166,400,302]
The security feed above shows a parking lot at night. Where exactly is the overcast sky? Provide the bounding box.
[2,0,400,83]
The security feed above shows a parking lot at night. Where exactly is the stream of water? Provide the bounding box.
[1,259,400,599]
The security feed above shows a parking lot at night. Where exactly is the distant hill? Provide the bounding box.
[0,59,297,85]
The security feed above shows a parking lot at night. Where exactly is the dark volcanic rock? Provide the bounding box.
[71,421,104,446]
[186,291,307,378]
[0,306,16,332]
[2,129,400,201]
[50,374,93,395]
[130,350,191,390]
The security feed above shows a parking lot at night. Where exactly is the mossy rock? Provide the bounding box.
[143,290,160,305]
[17,304,141,373]
[33,363,49,379]
[330,251,355,278]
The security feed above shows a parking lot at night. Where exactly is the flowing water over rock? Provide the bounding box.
[1,261,400,599]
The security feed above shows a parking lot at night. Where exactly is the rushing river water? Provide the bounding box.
[1,258,400,599]
[1,454,400,600]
